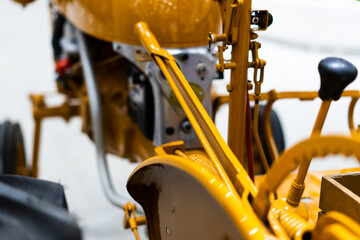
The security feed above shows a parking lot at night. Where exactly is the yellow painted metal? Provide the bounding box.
[127,154,272,239]
[285,100,331,206]
[123,202,147,240]
[349,97,359,136]
[208,0,253,165]
[267,199,314,240]
[213,90,360,164]
[97,66,155,162]
[253,135,360,220]
[262,101,279,161]
[54,0,221,47]
[212,0,243,45]
[256,168,360,229]
[214,90,360,103]
[135,21,257,197]
[312,212,360,239]
[134,22,360,239]
[17,0,360,238]
[154,141,186,156]
[252,102,270,171]
[28,56,156,177]
[29,94,80,177]
[14,136,28,176]
[226,0,252,165]
[248,39,268,172]
[311,101,331,136]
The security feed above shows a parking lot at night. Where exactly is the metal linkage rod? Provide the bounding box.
[75,29,143,214]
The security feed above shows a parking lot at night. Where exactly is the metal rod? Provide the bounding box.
[286,100,331,206]
[348,97,359,135]
[30,119,41,177]
[135,21,257,196]
[227,0,253,165]
[295,100,331,184]
[245,93,255,181]
[75,29,143,214]
[252,101,269,172]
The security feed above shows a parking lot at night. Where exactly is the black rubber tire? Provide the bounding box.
[0,174,68,209]
[251,105,285,167]
[0,120,27,175]
[0,175,82,239]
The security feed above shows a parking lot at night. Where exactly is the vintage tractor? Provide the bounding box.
[1,0,360,239]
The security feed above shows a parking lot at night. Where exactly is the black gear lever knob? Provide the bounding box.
[318,57,358,101]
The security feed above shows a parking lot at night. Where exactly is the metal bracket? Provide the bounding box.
[154,141,186,156]
[248,40,266,99]
[134,50,152,62]
[251,10,272,31]
[215,45,237,72]
[123,203,147,240]
[212,0,244,45]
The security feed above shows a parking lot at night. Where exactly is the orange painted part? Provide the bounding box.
[55,0,221,47]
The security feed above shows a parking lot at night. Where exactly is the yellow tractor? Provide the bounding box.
[1,0,360,239]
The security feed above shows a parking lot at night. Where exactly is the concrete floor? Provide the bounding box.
[0,0,359,239]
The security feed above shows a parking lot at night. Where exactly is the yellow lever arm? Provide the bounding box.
[135,21,257,197]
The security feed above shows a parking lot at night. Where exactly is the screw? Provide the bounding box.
[252,16,260,24]
[179,54,189,61]
[180,120,192,133]
[196,63,208,77]
[166,127,175,135]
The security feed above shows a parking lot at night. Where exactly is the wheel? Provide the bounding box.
[0,120,28,175]
[0,175,81,239]
[251,105,285,173]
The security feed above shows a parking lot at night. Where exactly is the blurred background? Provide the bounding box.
[0,0,359,239]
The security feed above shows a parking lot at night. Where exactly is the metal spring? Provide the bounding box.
[189,154,219,177]
[277,207,313,240]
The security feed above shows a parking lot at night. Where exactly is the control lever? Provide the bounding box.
[311,58,358,135]
[286,57,358,207]
[318,57,358,101]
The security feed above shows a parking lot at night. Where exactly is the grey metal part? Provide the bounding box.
[146,63,208,148]
[113,42,217,148]
[113,42,148,72]
[75,30,143,214]
[60,22,78,55]
[152,49,216,148]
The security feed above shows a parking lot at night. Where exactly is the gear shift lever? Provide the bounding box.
[286,57,357,206]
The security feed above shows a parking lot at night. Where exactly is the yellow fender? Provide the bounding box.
[127,154,272,239]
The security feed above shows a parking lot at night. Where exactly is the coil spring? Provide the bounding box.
[269,200,313,240]
[189,154,219,177]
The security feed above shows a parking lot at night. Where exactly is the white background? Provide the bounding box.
[0,0,359,239]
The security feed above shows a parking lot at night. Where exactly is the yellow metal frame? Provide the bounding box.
[135,21,257,198]
[11,0,360,238]
[313,212,360,239]
[29,94,80,177]
[53,0,221,48]
[253,135,360,218]
[213,90,360,162]
[133,20,360,240]
[128,154,271,239]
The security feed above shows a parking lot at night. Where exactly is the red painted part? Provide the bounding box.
[245,92,255,182]
[55,58,71,77]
